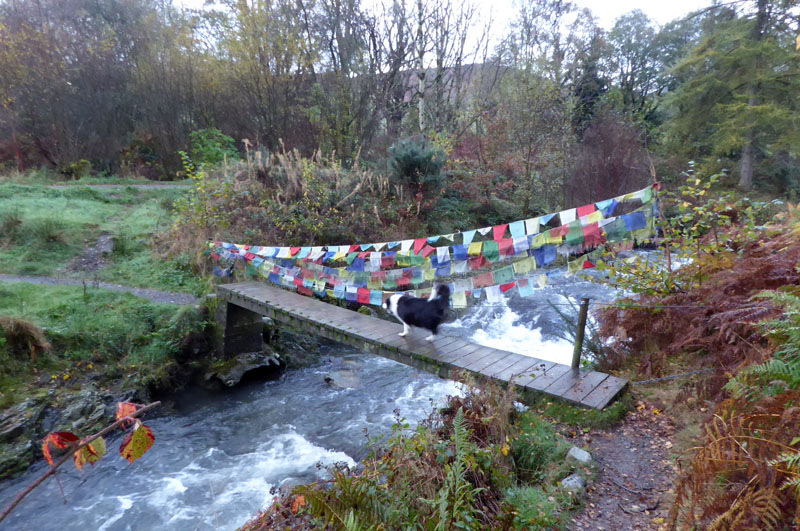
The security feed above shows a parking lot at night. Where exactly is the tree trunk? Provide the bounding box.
[417,0,425,134]
[738,0,767,192]
[739,129,754,191]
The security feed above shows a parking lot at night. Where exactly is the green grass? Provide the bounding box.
[503,411,591,529]
[0,184,205,293]
[0,282,201,362]
[0,168,190,186]
[524,392,633,429]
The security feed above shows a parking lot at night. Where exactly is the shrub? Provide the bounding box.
[388,136,447,196]
[0,210,23,244]
[111,232,141,258]
[29,218,66,247]
[189,128,239,168]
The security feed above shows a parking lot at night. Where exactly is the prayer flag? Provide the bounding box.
[518,278,535,297]
[483,241,500,262]
[500,282,516,293]
[509,220,526,239]
[498,238,514,256]
[576,204,596,218]
[485,285,503,304]
[559,208,577,225]
[493,265,515,284]
[462,230,477,245]
[436,246,450,264]
[451,291,467,308]
[493,224,509,241]
[468,242,483,257]
[473,272,494,288]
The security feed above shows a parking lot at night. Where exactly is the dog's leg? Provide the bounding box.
[425,333,435,342]
[399,322,410,337]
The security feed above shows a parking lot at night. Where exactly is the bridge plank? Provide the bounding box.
[216,282,627,409]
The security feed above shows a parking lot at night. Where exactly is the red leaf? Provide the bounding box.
[116,402,141,428]
[120,423,155,464]
[42,432,79,466]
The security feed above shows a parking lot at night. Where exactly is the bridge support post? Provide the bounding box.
[571,297,590,370]
[214,300,264,358]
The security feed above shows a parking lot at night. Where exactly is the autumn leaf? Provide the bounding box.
[291,495,306,514]
[116,402,141,428]
[120,422,155,464]
[42,432,79,466]
[74,437,107,471]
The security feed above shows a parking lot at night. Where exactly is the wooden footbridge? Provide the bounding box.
[215,282,627,409]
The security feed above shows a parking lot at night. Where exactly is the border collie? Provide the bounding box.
[382,284,450,341]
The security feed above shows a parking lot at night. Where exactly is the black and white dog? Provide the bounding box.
[382,284,450,341]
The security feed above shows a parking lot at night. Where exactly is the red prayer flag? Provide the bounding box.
[358,251,368,259]
[500,281,517,293]
[468,256,486,270]
[297,286,312,296]
[414,238,427,255]
[397,276,411,287]
[382,255,396,268]
[577,204,596,218]
[493,224,509,241]
[293,277,304,287]
[473,272,494,288]
[349,244,361,253]
[290,247,301,257]
[582,222,605,247]
[357,288,370,304]
[421,245,436,258]
[243,245,251,250]
[582,260,595,269]
[498,238,514,256]
[244,252,256,260]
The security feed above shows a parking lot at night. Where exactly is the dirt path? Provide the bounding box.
[566,399,676,531]
[0,273,199,305]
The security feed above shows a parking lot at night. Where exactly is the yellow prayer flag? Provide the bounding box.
[586,210,603,224]
[452,291,467,308]
[513,257,534,275]
[468,242,483,257]
[530,234,546,249]
[536,274,547,289]
[424,268,436,281]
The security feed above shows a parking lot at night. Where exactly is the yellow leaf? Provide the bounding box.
[501,443,510,456]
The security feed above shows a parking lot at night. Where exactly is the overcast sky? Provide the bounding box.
[183,0,713,29]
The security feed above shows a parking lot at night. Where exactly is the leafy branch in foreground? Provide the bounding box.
[0,401,160,524]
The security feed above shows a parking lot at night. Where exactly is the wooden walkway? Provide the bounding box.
[216,282,628,409]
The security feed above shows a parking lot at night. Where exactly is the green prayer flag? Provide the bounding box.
[493,265,514,284]
[483,241,500,262]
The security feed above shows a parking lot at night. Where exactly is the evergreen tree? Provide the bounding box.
[664,1,800,191]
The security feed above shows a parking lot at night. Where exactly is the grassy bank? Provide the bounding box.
[0,282,206,407]
[0,183,206,294]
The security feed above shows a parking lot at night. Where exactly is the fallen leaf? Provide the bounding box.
[291,495,306,514]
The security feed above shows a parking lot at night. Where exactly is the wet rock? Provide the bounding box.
[561,473,585,494]
[0,398,47,444]
[0,440,34,479]
[206,350,283,387]
[59,389,109,434]
[567,446,593,465]
[324,369,360,389]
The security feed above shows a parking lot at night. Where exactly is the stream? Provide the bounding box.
[0,270,619,530]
